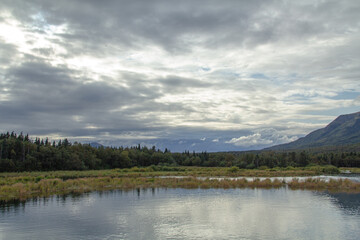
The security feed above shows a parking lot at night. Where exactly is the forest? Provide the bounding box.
[1,132,360,172]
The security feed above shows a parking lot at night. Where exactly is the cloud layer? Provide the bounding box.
[0,0,359,151]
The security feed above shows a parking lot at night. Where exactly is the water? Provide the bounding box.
[160,173,360,183]
[0,188,360,240]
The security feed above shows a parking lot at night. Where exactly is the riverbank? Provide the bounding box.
[1,176,360,202]
[0,165,343,179]
[1,166,359,202]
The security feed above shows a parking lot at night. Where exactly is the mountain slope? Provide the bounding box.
[267,111,360,150]
[88,142,104,148]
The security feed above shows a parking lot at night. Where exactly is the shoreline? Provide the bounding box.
[1,166,360,202]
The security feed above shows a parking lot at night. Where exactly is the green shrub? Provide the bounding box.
[321,165,340,174]
[246,163,256,169]
[236,161,247,169]
[35,176,43,183]
[150,165,159,171]
[285,166,295,171]
[306,165,340,175]
[271,167,282,171]
[144,167,154,172]
[228,166,239,173]
[258,166,269,170]
[130,167,140,172]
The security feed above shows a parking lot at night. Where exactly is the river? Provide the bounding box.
[1,187,359,239]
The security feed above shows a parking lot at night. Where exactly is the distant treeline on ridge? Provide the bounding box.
[0,132,360,172]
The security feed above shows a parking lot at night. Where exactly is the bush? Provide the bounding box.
[228,166,239,173]
[150,165,159,171]
[285,166,296,171]
[271,167,282,171]
[236,161,247,169]
[144,167,154,172]
[321,165,340,174]
[246,163,256,169]
[130,167,140,172]
[306,165,340,175]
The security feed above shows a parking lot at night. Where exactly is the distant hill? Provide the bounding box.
[88,142,103,148]
[267,111,360,150]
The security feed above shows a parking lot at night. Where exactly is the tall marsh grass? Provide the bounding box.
[1,166,359,201]
[1,176,359,202]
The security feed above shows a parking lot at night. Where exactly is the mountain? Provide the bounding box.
[267,111,360,150]
[88,142,104,148]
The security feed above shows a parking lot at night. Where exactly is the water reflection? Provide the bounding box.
[0,188,359,240]
[328,192,360,215]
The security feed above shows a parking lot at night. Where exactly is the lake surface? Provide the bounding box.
[160,173,360,183]
[1,188,360,240]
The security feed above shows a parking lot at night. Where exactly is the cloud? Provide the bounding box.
[158,75,209,93]
[225,129,298,148]
[226,133,273,147]
[0,59,172,137]
[0,0,359,151]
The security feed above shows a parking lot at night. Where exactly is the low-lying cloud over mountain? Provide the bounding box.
[0,0,359,151]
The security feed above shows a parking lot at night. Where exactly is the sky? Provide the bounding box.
[0,0,359,152]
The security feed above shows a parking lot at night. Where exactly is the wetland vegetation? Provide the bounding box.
[1,166,360,202]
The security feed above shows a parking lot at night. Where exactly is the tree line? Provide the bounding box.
[0,132,360,172]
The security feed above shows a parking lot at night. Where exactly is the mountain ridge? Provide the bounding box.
[266,111,360,150]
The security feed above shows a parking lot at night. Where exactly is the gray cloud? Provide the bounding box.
[4,0,355,54]
[0,60,144,131]
[0,57,203,141]
[0,0,359,151]
[0,42,18,66]
[158,75,209,93]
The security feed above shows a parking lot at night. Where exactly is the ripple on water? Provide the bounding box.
[0,188,359,240]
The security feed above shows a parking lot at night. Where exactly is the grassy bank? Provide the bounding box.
[0,165,345,179]
[1,176,360,202]
[0,166,359,202]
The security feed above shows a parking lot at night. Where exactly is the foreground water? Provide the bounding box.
[1,188,360,240]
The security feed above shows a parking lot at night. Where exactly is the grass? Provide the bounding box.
[0,165,346,180]
[0,166,359,202]
[0,177,281,201]
[288,178,360,192]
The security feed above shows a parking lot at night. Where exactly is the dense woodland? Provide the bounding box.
[1,132,360,172]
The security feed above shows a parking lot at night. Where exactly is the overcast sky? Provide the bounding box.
[0,0,359,151]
